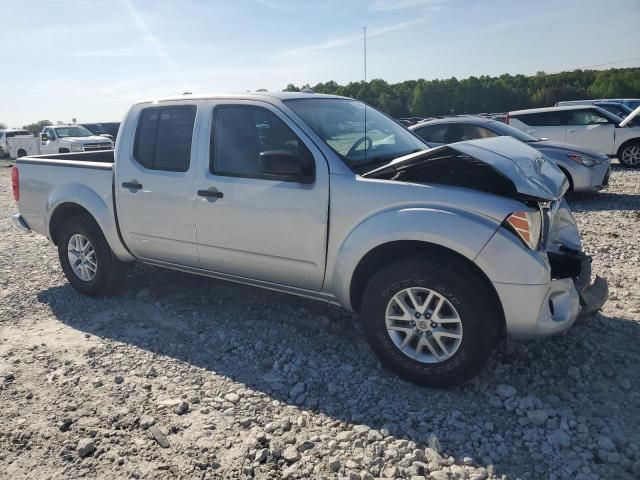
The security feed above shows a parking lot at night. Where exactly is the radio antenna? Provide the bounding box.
[363,26,367,162]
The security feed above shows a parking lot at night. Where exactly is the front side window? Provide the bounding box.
[134,106,196,172]
[462,125,499,140]
[210,105,314,180]
[44,128,55,138]
[567,109,610,126]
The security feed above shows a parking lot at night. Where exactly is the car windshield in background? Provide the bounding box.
[488,120,540,142]
[284,98,428,173]
[54,126,93,138]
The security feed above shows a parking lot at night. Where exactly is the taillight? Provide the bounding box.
[11,166,19,202]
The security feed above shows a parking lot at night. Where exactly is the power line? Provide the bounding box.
[550,56,640,74]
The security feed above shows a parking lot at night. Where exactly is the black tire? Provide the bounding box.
[618,141,640,168]
[361,254,501,387]
[57,214,123,295]
[17,149,27,158]
[59,148,70,153]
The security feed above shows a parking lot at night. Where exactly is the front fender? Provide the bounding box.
[46,182,133,260]
[328,207,501,310]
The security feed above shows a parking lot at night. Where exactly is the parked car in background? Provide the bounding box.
[80,122,121,142]
[0,129,32,157]
[39,125,113,154]
[507,105,640,167]
[10,92,607,386]
[556,100,640,124]
[410,117,611,192]
[556,98,640,110]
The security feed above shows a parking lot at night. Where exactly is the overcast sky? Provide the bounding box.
[2,0,639,127]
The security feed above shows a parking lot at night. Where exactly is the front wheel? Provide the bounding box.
[618,141,640,168]
[360,254,501,387]
[57,214,123,295]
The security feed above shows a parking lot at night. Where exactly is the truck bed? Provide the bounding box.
[20,150,114,164]
[15,151,115,240]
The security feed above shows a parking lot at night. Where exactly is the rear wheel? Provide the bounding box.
[17,149,26,158]
[618,141,640,168]
[360,254,501,387]
[57,214,123,295]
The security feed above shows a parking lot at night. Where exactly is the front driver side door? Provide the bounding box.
[565,108,615,155]
[41,127,57,154]
[194,101,329,291]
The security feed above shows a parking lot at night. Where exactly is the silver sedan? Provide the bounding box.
[410,116,611,193]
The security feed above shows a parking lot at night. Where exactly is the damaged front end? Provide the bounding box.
[545,201,608,322]
[364,136,607,337]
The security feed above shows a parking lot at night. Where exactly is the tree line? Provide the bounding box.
[283,67,640,117]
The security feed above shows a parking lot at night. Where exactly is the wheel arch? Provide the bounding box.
[46,184,133,261]
[617,138,640,161]
[557,166,574,191]
[349,240,505,332]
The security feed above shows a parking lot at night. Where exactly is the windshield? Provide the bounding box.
[627,100,640,110]
[284,98,428,173]
[54,126,93,138]
[488,120,540,142]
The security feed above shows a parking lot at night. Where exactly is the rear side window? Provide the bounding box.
[134,106,196,172]
[210,105,314,180]
[512,112,564,127]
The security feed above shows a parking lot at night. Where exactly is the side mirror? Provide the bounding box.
[259,150,312,183]
[40,133,49,141]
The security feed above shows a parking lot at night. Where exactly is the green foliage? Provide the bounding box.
[23,120,53,135]
[287,68,640,116]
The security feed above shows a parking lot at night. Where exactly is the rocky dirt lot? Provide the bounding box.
[0,160,639,480]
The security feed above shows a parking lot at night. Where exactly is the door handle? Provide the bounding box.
[122,181,143,190]
[568,129,577,133]
[198,188,223,199]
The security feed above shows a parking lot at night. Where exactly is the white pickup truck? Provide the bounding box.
[39,125,113,154]
[10,92,607,386]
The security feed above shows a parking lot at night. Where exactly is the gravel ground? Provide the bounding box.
[1,159,639,480]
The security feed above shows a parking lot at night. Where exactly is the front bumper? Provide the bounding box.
[495,248,608,340]
[571,161,611,193]
[12,213,30,233]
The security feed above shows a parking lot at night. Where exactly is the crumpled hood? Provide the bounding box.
[531,140,609,161]
[364,136,568,201]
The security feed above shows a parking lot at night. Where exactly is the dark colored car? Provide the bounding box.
[80,122,121,142]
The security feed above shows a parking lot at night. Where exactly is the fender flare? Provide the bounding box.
[46,182,133,260]
[327,206,501,310]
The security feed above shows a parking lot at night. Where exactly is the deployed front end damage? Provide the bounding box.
[364,136,608,339]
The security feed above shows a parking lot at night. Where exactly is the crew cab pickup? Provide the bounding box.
[11,93,608,386]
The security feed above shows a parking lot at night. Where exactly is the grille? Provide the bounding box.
[83,143,112,151]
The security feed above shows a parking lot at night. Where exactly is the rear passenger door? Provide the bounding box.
[193,100,329,291]
[564,108,615,154]
[115,103,201,267]
[509,111,566,142]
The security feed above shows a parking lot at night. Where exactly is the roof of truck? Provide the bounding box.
[133,91,349,105]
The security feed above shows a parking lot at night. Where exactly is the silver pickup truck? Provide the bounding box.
[10,92,607,386]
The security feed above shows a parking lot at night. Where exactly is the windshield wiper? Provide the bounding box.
[354,149,424,174]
